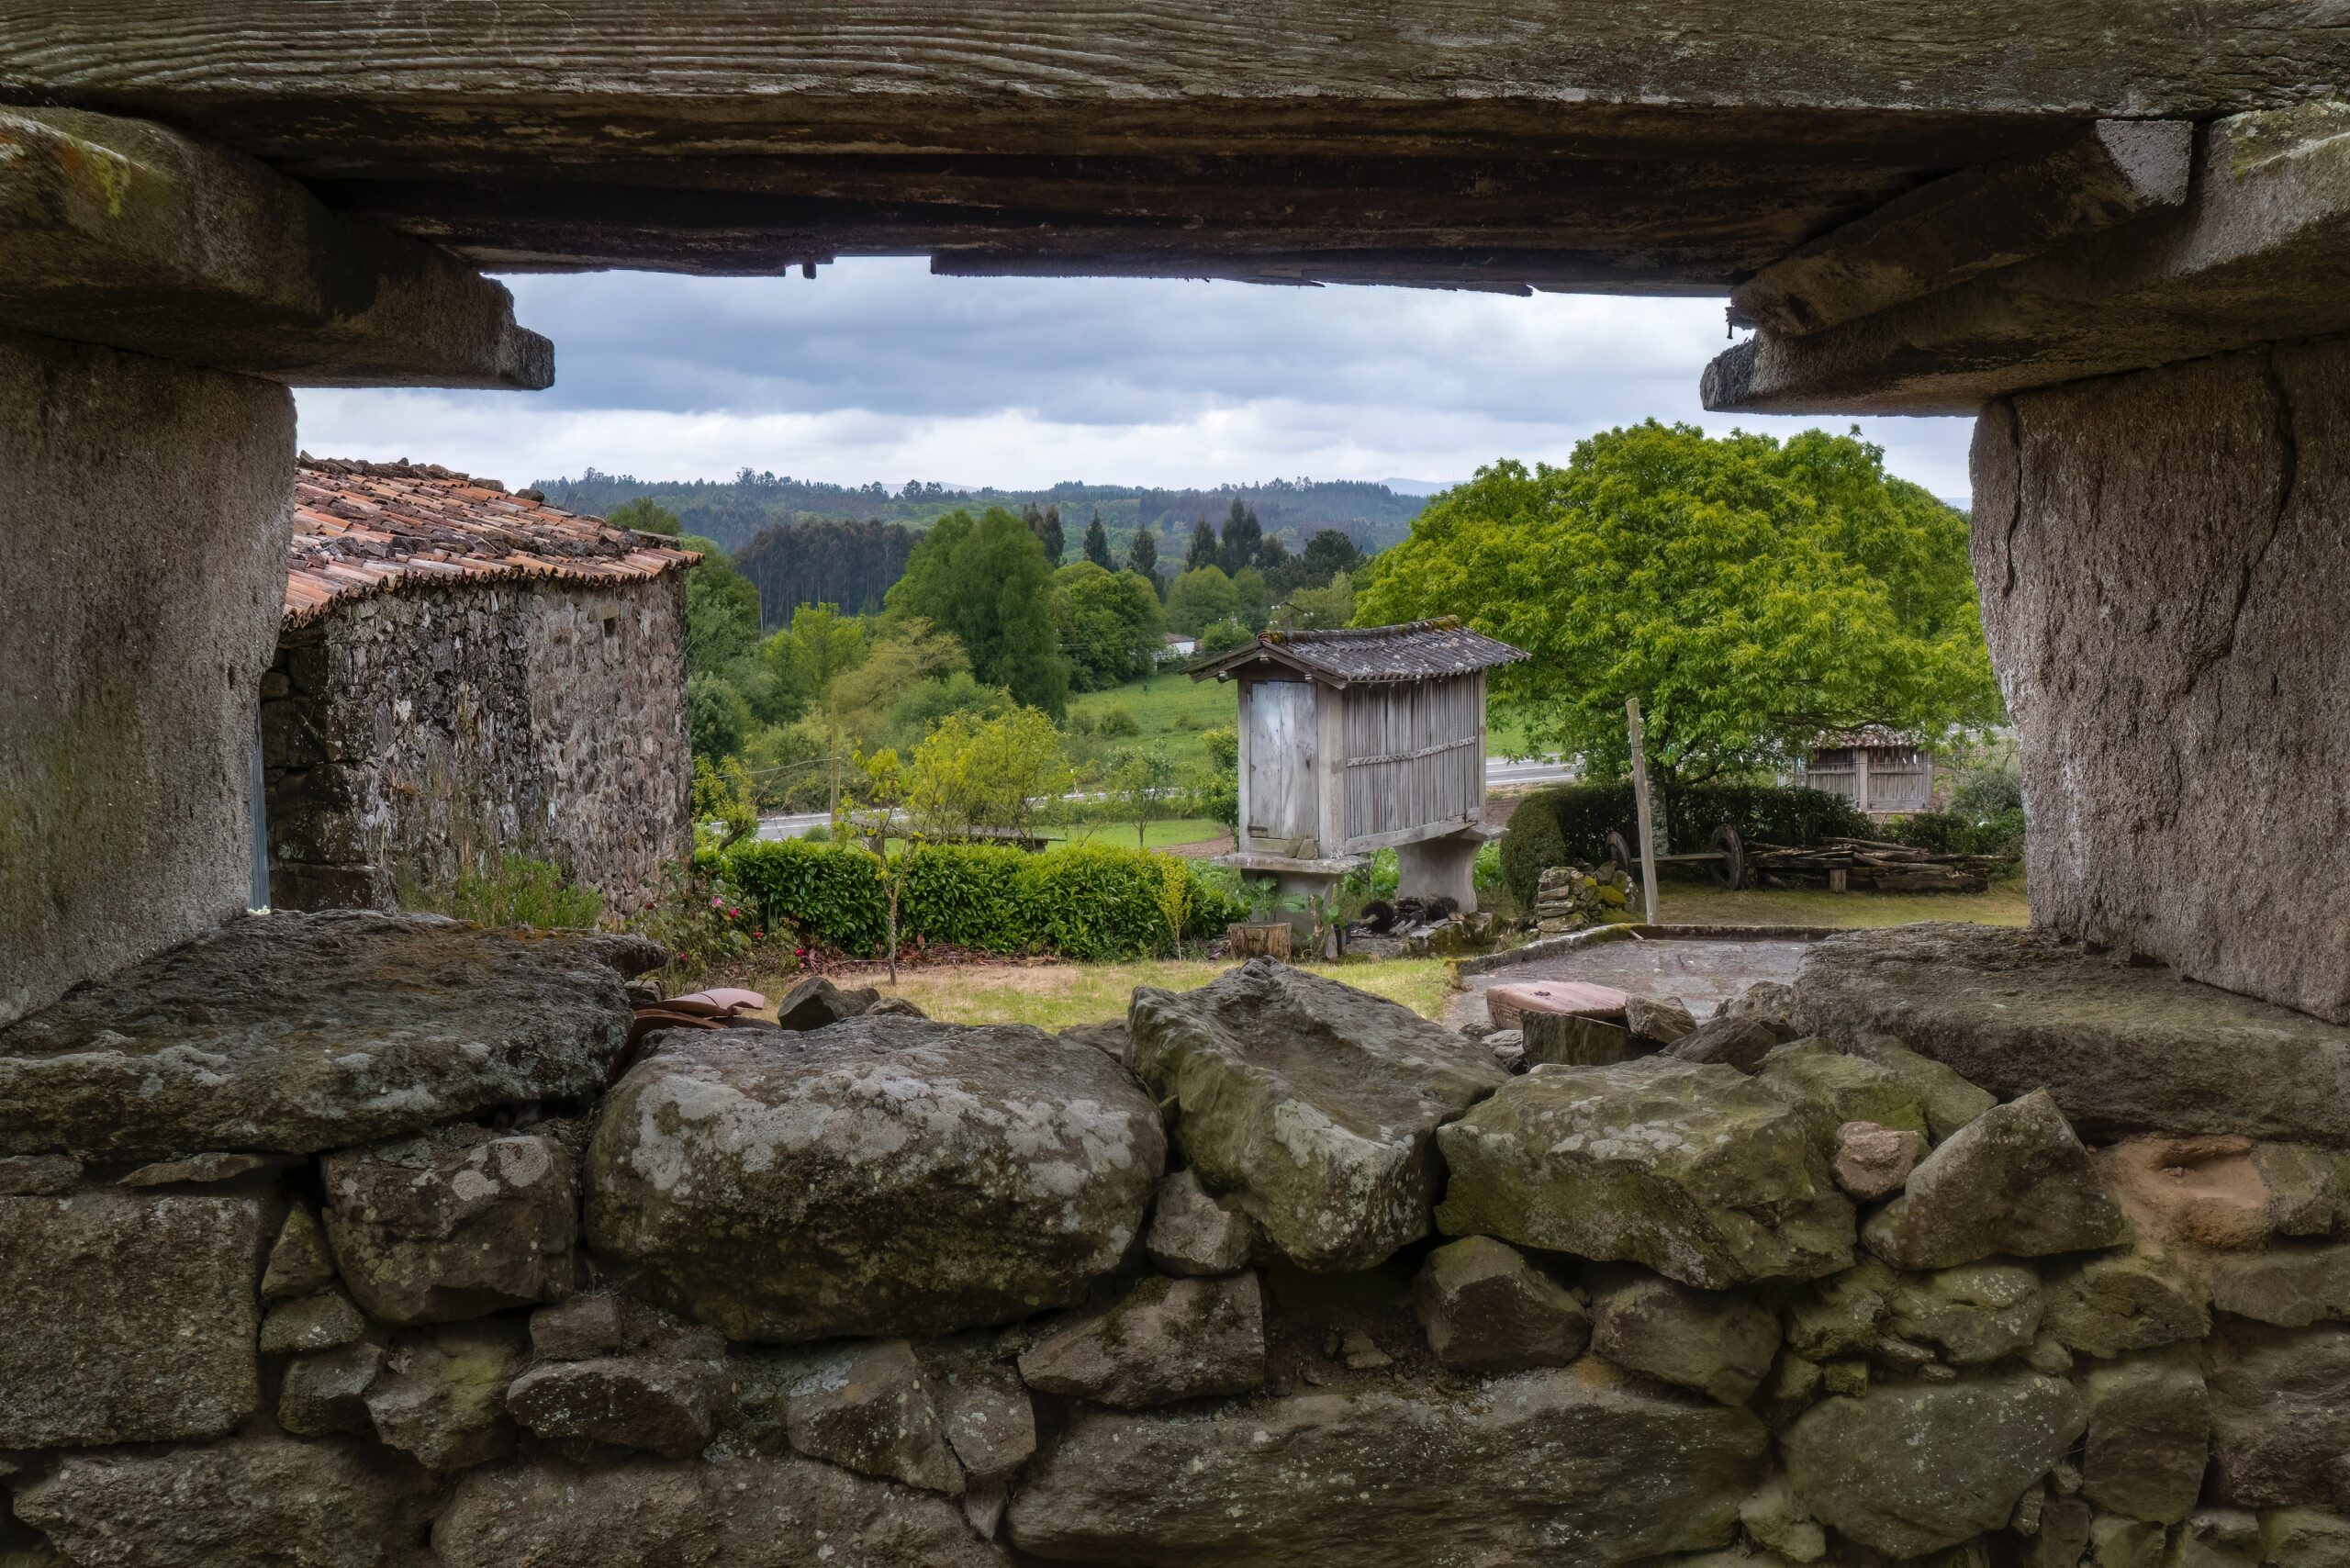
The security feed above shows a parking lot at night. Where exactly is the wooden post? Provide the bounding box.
[1626,698,1661,924]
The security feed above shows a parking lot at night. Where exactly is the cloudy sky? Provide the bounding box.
[296,260,1974,500]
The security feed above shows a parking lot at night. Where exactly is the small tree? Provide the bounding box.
[839,747,912,983]
[1184,516,1219,574]
[1153,856,1195,959]
[1114,745,1181,846]
[903,708,1074,841]
[1082,509,1115,569]
[1126,525,1160,591]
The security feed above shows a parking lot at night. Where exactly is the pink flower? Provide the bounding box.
[710,896,722,909]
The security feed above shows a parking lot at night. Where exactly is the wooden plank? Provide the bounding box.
[1627,698,1662,924]
[12,4,2323,153]
[1706,103,2350,414]
[1730,121,2193,336]
[7,4,2333,284]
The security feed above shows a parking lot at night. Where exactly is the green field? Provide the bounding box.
[1069,669,1236,740]
[1051,816,1227,850]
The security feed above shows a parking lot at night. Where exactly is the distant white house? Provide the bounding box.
[1161,633,1199,659]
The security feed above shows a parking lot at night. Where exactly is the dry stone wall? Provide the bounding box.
[6,914,2350,1568]
[263,575,689,913]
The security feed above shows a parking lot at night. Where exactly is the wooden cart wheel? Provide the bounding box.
[1604,829,1638,873]
[1709,823,1747,890]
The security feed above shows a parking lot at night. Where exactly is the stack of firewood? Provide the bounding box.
[1745,837,2011,892]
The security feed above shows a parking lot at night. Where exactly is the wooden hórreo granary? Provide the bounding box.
[1188,618,1527,913]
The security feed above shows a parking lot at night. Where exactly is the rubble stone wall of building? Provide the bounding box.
[5,914,2350,1568]
[262,575,690,912]
[0,324,294,1027]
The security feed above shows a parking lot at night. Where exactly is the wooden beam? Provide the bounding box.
[5,4,2336,284]
[1704,105,2350,415]
[0,108,548,388]
[1729,121,2194,337]
[9,4,2332,157]
[311,149,1976,286]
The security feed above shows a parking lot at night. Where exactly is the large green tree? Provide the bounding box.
[1355,423,2002,784]
[887,507,1070,717]
[1052,562,1167,690]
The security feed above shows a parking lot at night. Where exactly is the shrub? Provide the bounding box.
[720,838,1237,959]
[1497,780,1873,908]
[623,859,780,987]
[725,838,890,955]
[1020,844,1175,960]
[1889,807,2026,859]
[405,854,604,929]
[898,843,1032,951]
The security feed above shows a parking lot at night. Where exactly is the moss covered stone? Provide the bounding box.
[1784,1372,2087,1556]
[1128,960,1505,1272]
[1436,1058,1853,1289]
[586,1017,1164,1341]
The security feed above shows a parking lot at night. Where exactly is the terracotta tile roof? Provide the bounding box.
[1188,616,1527,685]
[284,456,699,627]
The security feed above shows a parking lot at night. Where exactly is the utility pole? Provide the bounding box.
[1627,698,1661,924]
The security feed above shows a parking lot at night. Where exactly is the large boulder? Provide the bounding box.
[1862,1091,2131,1270]
[2207,1322,2350,1506]
[755,1338,964,1492]
[0,1189,263,1447]
[1018,1272,1265,1408]
[433,1455,1008,1567]
[1434,1058,1854,1290]
[1783,1371,2087,1557]
[2082,1352,2210,1525]
[1127,960,1505,1271]
[321,1124,577,1325]
[0,911,644,1159]
[1007,1362,1768,1566]
[1145,1169,1259,1276]
[585,1017,1164,1340]
[2041,1248,2212,1358]
[12,1435,438,1568]
[364,1322,529,1473]
[1411,1236,1592,1373]
[1587,1270,1779,1405]
[1794,924,2350,1146]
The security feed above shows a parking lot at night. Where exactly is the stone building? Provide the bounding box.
[262,458,696,912]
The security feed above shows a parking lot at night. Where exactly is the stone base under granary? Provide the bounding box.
[1974,337,2350,1025]
[6,915,2350,1566]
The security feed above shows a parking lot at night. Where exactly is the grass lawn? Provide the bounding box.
[1655,877,2031,928]
[1046,816,1228,851]
[829,955,1454,1029]
[1069,669,1235,740]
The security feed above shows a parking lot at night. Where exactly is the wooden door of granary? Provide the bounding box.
[1242,678,1318,857]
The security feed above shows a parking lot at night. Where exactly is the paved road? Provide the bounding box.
[755,756,1571,842]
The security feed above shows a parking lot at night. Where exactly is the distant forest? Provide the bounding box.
[537,469,1431,555]
[732,520,915,624]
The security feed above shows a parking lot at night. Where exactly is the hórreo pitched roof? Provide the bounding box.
[1188,617,1526,685]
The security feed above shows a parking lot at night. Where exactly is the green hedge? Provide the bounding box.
[721,838,1243,959]
[1498,780,1873,909]
[1888,807,2027,859]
